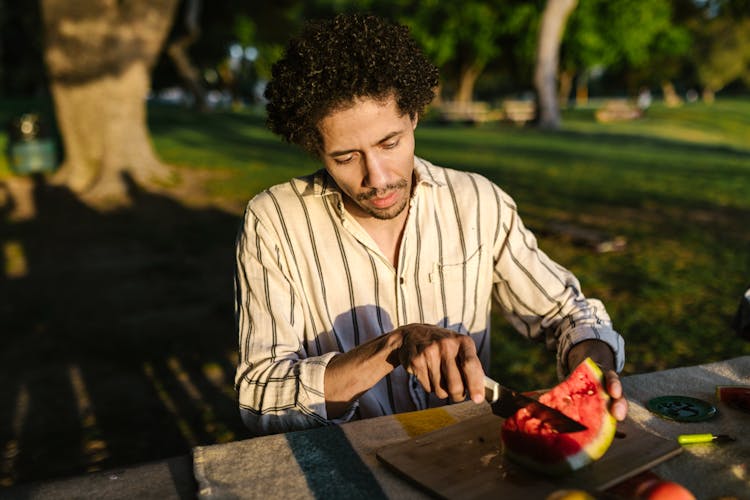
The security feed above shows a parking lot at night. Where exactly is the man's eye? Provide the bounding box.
[383,140,399,149]
[334,156,354,165]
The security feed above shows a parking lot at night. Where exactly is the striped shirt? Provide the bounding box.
[234,157,625,435]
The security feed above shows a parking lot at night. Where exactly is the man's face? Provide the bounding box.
[318,96,417,221]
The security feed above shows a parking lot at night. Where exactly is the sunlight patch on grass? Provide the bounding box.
[0,383,29,487]
[3,240,28,278]
[166,356,236,443]
[143,361,199,447]
[68,364,110,472]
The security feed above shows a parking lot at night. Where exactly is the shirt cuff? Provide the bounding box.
[298,351,359,424]
[556,325,625,380]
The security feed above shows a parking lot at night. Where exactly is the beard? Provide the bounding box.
[355,178,409,220]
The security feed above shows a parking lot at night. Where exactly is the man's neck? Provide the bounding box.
[347,202,409,267]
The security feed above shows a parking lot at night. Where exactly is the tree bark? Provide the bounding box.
[534,0,578,129]
[454,63,483,103]
[702,87,715,104]
[166,0,207,111]
[558,69,574,109]
[40,0,179,205]
[575,72,589,106]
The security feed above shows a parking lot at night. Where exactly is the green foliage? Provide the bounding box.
[396,1,503,68]
[694,17,750,92]
[563,0,690,79]
[233,15,256,47]
[289,0,541,100]
[393,0,541,96]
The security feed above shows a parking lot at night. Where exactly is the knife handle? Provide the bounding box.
[484,375,500,403]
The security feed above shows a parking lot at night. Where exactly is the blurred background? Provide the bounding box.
[1,0,749,489]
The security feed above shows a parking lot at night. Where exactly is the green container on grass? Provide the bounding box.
[7,113,59,175]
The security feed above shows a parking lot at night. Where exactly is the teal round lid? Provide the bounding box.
[646,395,718,422]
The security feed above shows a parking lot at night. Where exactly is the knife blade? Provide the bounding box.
[484,375,587,433]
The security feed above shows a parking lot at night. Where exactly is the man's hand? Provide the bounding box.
[394,323,485,404]
[567,339,628,421]
[603,369,628,421]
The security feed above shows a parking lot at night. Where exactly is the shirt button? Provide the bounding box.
[399,277,405,285]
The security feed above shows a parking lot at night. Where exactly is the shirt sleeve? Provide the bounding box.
[490,187,625,380]
[234,202,356,435]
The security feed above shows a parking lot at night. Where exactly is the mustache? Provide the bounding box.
[356,179,408,202]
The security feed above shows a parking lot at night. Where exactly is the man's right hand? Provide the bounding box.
[393,323,485,404]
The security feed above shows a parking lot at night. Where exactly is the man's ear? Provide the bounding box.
[411,113,419,130]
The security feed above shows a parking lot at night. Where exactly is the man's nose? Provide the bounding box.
[363,154,389,188]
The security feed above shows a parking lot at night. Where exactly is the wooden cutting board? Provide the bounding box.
[376,413,682,499]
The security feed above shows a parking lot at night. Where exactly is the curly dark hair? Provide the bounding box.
[264,13,439,156]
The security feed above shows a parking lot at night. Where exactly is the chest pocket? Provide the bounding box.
[429,245,483,332]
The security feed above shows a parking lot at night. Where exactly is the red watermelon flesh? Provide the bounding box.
[501,357,616,475]
[716,385,750,413]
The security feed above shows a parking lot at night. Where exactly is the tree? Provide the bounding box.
[40,0,179,204]
[0,1,48,96]
[400,1,544,104]
[695,18,750,101]
[397,1,505,103]
[560,0,690,104]
[165,0,207,110]
[302,0,530,104]
[688,1,750,101]
[534,0,577,129]
[149,0,301,105]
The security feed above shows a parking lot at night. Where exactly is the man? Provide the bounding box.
[235,13,627,436]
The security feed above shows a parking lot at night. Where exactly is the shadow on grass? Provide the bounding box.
[149,105,294,159]
[0,174,251,487]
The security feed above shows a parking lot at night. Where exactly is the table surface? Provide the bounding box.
[193,355,750,500]
[3,356,748,500]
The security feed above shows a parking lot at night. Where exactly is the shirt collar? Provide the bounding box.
[413,156,445,188]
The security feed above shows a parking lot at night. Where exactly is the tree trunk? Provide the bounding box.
[534,0,578,129]
[702,87,715,104]
[558,69,574,109]
[453,63,483,103]
[575,72,589,106]
[166,0,207,111]
[40,0,179,205]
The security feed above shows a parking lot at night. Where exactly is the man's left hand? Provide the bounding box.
[568,339,628,421]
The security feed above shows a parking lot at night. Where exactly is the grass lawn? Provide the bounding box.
[1,96,749,487]
[149,97,750,388]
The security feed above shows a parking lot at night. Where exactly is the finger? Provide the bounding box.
[409,355,432,394]
[458,337,486,404]
[425,344,449,399]
[605,370,622,399]
[604,370,628,421]
[610,397,628,421]
[441,347,466,403]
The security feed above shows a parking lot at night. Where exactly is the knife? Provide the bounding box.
[484,375,587,433]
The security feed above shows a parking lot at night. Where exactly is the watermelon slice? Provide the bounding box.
[716,385,750,413]
[500,357,617,475]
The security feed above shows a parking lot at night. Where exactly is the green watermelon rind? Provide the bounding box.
[501,358,617,476]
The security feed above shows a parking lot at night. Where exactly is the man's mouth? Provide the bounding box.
[369,190,399,208]
[357,179,408,208]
